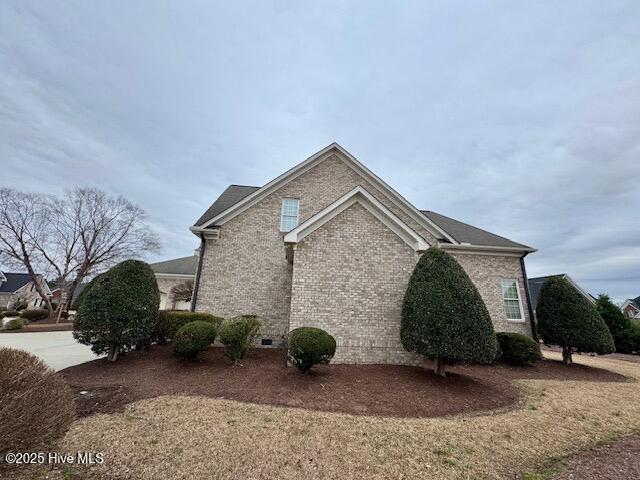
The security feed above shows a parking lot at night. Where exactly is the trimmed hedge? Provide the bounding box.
[173,321,218,359]
[20,309,49,322]
[160,311,224,342]
[401,247,498,376]
[3,310,20,317]
[287,327,336,373]
[537,277,614,364]
[5,318,27,330]
[219,315,261,362]
[73,260,160,362]
[496,332,541,365]
[596,294,640,354]
[0,347,74,453]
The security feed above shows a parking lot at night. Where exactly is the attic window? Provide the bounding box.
[280,198,299,232]
[501,279,524,321]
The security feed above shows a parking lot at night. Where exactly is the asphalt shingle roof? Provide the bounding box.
[150,256,198,276]
[194,185,260,227]
[421,210,531,249]
[0,272,35,293]
[194,185,532,251]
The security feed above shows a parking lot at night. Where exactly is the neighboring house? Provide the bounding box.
[150,255,197,310]
[621,297,640,319]
[0,271,52,310]
[190,143,537,364]
[528,274,595,319]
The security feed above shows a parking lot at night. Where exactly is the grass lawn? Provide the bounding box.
[6,351,640,480]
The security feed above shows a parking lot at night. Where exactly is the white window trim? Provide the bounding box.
[501,278,525,323]
[280,198,300,232]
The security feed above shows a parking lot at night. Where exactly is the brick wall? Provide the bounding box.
[195,152,532,361]
[195,153,437,340]
[450,252,532,336]
[289,202,424,364]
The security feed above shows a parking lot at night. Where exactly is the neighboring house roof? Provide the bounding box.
[284,187,429,252]
[621,298,640,314]
[193,144,534,253]
[421,210,531,250]
[150,256,198,276]
[0,272,37,294]
[528,274,595,310]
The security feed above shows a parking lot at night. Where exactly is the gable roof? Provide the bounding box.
[421,211,532,250]
[528,274,595,310]
[284,187,429,252]
[150,256,198,276]
[0,272,36,293]
[191,143,456,244]
[192,143,535,253]
[622,298,640,312]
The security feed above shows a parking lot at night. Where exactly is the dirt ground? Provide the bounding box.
[2,351,640,480]
[60,345,624,418]
[551,433,640,480]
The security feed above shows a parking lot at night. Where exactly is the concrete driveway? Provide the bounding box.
[0,331,101,371]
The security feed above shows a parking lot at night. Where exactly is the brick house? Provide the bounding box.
[0,271,51,310]
[621,297,640,319]
[190,143,536,364]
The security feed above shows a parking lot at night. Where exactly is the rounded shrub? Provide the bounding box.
[20,308,49,322]
[287,327,336,373]
[219,315,261,363]
[10,300,28,312]
[163,311,224,342]
[401,247,498,376]
[537,277,614,364]
[173,321,217,359]
[0,348,74,453]
[173,320,217,360]
[496,332,541,365]
[5,318,27,330]
[596,294,640,354]
[73,260,160,362]
[3,310,21,317]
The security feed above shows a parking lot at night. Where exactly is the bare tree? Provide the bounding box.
[0,187,160,319]
[169,280,194,309]
[0,188,55,315]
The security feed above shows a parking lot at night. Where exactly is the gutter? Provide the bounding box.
[520,253,538,340]
[190,235,206,312]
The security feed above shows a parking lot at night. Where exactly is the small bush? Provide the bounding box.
[162,311,224,342]
[10,300,28,311]
[20,309,49,322]
[496,332,542,365]
[287,327,337,372]
[0,312,4,321]
[5,318,27,330]
[3,310,20,317]
[173,321,218,359]
[219,315,261,362]
[0,348,74,453]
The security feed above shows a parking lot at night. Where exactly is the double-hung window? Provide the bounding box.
[501,278,524,321]
[280,198,300,232]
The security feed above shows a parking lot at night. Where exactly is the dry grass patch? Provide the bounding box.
[16,352,640,480]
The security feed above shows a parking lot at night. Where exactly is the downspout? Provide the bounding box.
[190,235,206,312]
[520,253,537,340]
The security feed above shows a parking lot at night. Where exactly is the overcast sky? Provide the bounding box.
[1,1,638,302]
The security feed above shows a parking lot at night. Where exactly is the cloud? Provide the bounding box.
[0,0,638,301]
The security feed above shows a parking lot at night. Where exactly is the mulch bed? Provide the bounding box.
[551,434,640,479]
[60,345,626,419]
